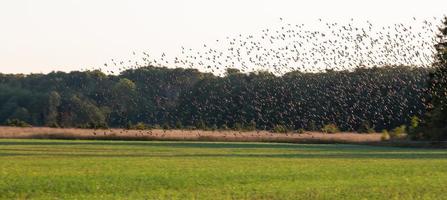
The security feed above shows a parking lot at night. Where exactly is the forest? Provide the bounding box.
[0,66,430,134]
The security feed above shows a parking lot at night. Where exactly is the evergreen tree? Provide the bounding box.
[424,17,447,140]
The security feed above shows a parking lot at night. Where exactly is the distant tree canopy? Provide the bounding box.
[424,17,447,140]
[0,65,430,132]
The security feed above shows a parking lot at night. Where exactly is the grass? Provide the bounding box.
[0,139,446,199]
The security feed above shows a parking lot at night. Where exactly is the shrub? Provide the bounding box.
[321,124,340,134]
[233,123,243,131]
[381,130,390,141]
[87,122,108,129]
[48,122,60,128]
[296,128,305,134]
[125,121,132,130]
[357,121,375,134]
[153,124,161,129]
[244,121,256,131]
[162,123,171,130]
[390,125,407,139]
[175,121,183,129]
[195,120,207,130]
[4,119,32,127]
[408,116,422,140]
[134,122,148,130]
[306,120,317,131]
[220,124,229,130]
[272,124,288,133]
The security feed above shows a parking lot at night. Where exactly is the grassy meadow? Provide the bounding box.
[0,139,446,199]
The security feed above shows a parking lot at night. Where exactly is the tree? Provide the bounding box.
[424,17,447,140]
[108,78,137,126]
[10,107,31,123]
[59,95,106,128]
[45,91,61,127]
[225,68,241,76]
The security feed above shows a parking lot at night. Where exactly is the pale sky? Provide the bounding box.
[0,0,446,74]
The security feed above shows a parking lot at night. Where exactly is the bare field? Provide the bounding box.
[0,126,383,143]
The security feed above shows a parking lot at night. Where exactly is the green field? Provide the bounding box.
[0,139,446,199]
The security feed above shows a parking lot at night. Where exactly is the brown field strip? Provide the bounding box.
[0,126,383,143]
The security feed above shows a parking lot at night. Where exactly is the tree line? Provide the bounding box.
[0,66,430,134]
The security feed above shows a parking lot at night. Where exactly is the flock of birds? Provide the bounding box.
[92,16,445,134]
[102,17,440,76]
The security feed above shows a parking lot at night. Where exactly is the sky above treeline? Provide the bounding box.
[1,0,446,74]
